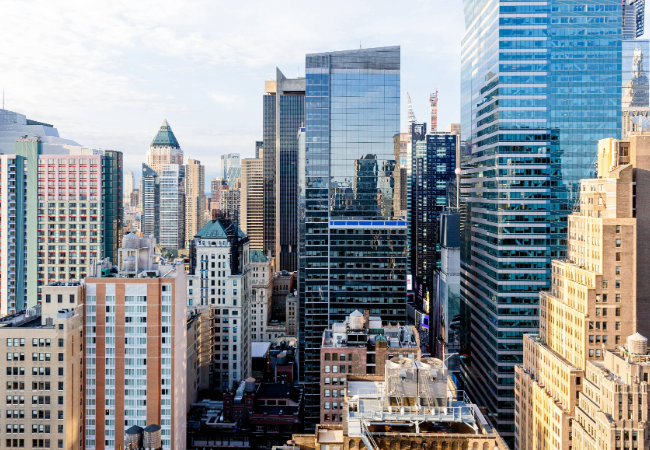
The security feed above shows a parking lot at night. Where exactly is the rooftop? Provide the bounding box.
[151,119,180,148]
[249,250,269,263]
[252,342,271,358]
[195,218,246,239]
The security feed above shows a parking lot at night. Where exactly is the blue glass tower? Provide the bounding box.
[299,46,404,427]
[460,0,623,441]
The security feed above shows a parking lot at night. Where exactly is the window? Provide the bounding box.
[58,339,63,348]
[616,294,621,302]
[616,239,621,248]
[616,253,621,261]
[615,266,621,275]
[616,280,621,289]
[45,295,51,304]
[616,308,621,317]
[324,390,330,397]
[57,295,62,304]
[603,280,608,289]
[69,295,74,304]
[616,225,621,233]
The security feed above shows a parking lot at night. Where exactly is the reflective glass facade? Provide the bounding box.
[102,150,123,265]
[159,164,185,250]
[262,70,305,272]
[299,46,405,427]
[460,0,622,441]
[141,163,159,242]
[410,132,457,281]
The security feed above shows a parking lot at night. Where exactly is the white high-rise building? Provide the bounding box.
[159,164,185,250]
[190,217,251,391]
[220,153,241,188]
[124,170,135,204]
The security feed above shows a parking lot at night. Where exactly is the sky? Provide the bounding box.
[2,1,460,190]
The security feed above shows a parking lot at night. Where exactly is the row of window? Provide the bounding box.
[5,382,64,391]
[6,339,62,348]
[6,396,64,405]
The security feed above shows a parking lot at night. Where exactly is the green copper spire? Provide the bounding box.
[151,119,180,148]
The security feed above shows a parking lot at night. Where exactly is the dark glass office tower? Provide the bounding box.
[460,0,623,441]
[141,163,159,241]
[410,132,457,280]
[102,150,123,265]
[263,69,305,272]
[299,46,404,427]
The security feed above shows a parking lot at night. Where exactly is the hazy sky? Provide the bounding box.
[1,1,496,189]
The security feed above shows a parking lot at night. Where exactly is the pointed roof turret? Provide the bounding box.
[151,119,180,148]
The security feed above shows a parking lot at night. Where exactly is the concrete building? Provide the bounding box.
[445,123,461,135]
[250,250,274,342]
[271,271,295,322]
[288,356,504,450]
[124,171,135,206]
[434,211,461,364]
[574,335,650,449]
[83,233,187,450]
[189,218,252,392]
[184,159,206,245]
[285,292,297,337]
[13,139,122,310]
[319,311,421,424]
[186,306,210,410]
[241,155,264,251]
[515,134,650,450]
[210,177,223,206]
[215,186,240,223]
[146,120,183,176]
[0,285,84,450]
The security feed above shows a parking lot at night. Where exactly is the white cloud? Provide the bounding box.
[1,0,467,190]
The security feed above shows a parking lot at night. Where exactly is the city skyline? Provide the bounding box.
[0,0,467,187]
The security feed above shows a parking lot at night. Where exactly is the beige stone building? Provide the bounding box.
[250,250,274,342]
[184,159,206,245]
[0,283,84,450]
[186,305,210,410]
[515,134,650,450]
[241,155,264,251]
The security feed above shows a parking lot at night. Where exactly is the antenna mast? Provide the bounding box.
[407,93,416,129]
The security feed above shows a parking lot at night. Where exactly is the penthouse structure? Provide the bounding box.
[289,355,504,450]
[319,311,420,424]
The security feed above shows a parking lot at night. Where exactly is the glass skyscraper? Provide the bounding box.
[299,46,404,427]
[263,69,305,272]
[102,150,123,265]
[410,129,458,280]
[460,0,623,441]
[159,164,185,250]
